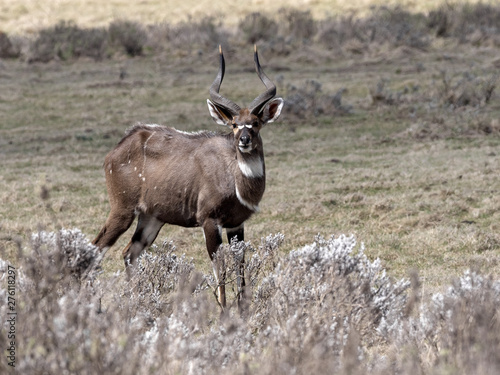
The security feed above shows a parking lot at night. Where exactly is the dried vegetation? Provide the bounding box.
[1,230,499,373]
[1,2,500,373]
[1,3,498,136]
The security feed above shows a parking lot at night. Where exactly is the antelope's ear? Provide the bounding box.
[259,98,284,125]
[207,99,232,126]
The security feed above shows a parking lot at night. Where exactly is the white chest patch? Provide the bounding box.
[238,157,264,179]
[235,186,260,212]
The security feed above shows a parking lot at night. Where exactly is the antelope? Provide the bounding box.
[92,46,283,309]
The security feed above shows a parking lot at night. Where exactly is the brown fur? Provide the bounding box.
[93,124,265,256]
[93,50,283,309]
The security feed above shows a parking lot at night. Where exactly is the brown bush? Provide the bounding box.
[108,20,147,57]
[239,12,279,44]
[284,79,352,120]
[0,32,20,58]
[28,21,107,62]
[13,2,500,63]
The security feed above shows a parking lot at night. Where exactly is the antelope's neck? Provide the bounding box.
[237,150,265,179]
[235,150,265,212]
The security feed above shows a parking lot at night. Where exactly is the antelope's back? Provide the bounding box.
[102,124,238,221]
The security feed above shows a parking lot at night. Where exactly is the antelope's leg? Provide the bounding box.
[93,209,135,252]
[203,220,225,308]
[227,225,246,311]
[122,213,164,266]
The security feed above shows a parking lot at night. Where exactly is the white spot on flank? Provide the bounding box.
[109,169,112,174]
[238,157,264,178]
[236,186,259,212]
[134,166,137,171]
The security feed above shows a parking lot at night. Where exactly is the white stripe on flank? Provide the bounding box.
[238,157,264,179]
[236,186,259,212]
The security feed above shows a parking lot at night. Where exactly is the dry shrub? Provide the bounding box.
[238,12,278,44]
[317,7,430,53]
[162,16,227,56]
[108,20,147,57]
[317,14,366,53]
[438,71,497,109]
[250,234,410,373]
[30,228,101,282]
[366,6,430,50]
[392,270,500,374]
[278,9,317,44]
[369,79,400,106]
[1,229,500,374]
[28,21,107,62]
[400,113,500,141]
[428,2,500,44]
[284,79,352,120]
[0,32,20,59]
[14,2,500,63]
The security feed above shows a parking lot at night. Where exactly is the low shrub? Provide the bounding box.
[108,20,147,57]
[284,79,352,119]
[1,229,499,373]
[28,21,107,62]
[438,70,497,108]
[16,2,500,63]
[0,32,20,58]
[428,2,500,43]
[163,16,226,56]
[278,9,317,44]
[238,12,278,44]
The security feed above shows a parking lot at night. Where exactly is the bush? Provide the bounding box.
[284,79,352,119]
[108,20,147,57]
[428,2,500,43]
[238,12,279,44]
[1,229,500,374]
[28,21,107,62]
[367,6,430,49]
[393,270,500,373]
[317,14,365,52]
[279,9,317,44]
[438,70,497,108]
[0,32,20,58]
[163,16,226,55]
[15,2,500,63]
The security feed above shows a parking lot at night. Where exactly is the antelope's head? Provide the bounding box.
[207,46,284,154]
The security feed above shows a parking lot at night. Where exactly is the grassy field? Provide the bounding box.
[2,32,499,287]
[1,0,494,35]
[0,1,500,373]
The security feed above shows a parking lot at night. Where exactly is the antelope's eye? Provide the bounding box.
[232,123,237,129]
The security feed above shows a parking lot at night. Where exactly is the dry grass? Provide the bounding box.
[0,2,499,373]
[0,0,498,35]
[1,18,499,280]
